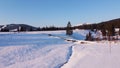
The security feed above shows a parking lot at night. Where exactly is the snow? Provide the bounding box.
[62,42,120,68]
[9,29,18,32]
[4,44,72,68]
[0,31,72,68]
[0,30,120,68]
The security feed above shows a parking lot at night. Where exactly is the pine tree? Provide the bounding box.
[119,28,120,35]
[20,26,24,31]
[66,21,73,35]
[30,27,33,31]
[101,29,106,36]
[107,25,115,41]
[101,27,107,40]
[85,32,94,41]
[111,25,115,36]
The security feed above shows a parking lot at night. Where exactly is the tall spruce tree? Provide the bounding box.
[110,25,115,36]
[101,24,106,36]
[119,28,120,35]
[66,21,73,35]
[107,25,115,41]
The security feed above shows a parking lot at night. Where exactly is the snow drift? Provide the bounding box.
[0,30,120,68]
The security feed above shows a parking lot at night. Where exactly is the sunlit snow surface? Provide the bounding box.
[0,30,120,68]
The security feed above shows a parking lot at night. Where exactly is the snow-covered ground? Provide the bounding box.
[0,30,120,68]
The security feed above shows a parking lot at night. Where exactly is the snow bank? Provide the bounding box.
[62,42,120,68]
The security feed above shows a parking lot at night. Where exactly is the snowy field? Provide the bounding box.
[0,30,120,68]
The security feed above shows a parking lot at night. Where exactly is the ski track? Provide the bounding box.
[60,45,75,68]
[47,33,78,68]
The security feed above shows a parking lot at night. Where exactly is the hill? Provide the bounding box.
[100,18,120,27]
[0,24,37,32]
[74,18,120,30]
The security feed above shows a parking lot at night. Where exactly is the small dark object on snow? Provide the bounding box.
[48,34,52,36]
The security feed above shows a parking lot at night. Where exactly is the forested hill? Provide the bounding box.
[98,18,120,28]
[0,24,37,32]
[75,18,120,30]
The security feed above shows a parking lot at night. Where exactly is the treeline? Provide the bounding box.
[0,26,66,32]
[75,18,120,30]
[36,26,66,31]
[74,24,97,31]
[0,18,120,32]
[76,18,120,41]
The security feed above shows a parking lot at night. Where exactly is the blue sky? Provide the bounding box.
[0,0,120,27]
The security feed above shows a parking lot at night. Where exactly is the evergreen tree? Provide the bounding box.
[101,25,107,40]
[85,32,94,41]
[20,26,25,31]
[1,28,9,32]
[101,25,106,37]
[107,25,115,41]
[37,27,41,31]
[119,28,120,35]
[66,21,73,35]
[111,25,115,36]
[30,27,33,31]
[101,29,106,36]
